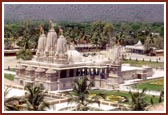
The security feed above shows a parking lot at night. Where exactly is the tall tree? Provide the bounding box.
[91,21,114,49]
[16,21,40,60]
[24,84,50,111]
[103,23,114,46]
[4,25,13,49]
[64,77,105,111]
[129,88,148,111]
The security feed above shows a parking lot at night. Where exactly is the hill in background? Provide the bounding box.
[4,4,164,23]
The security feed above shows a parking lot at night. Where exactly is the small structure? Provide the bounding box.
[125,40,145,54]
[75,44,100,52]
[121,64,153,80]
[155,49,164,56]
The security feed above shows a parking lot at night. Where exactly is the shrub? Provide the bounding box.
[16,49,33,60]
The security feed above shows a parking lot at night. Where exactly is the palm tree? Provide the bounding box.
[103,22,114,46]
[129,88,148,111]
[64,77,105,111]
[4,25,13,49]
[16,21,39,60]
[24,84,50,111]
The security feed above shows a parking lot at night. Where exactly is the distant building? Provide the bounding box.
[74,44,101,52]
[125,40,145,54]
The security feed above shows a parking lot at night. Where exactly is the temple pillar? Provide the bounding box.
[58,70,61,78]
[57,79,60,91]
[73,69,76,77]
[82,68,85,76]
[66,69,70,77]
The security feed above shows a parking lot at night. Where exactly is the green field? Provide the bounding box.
[6,68,15,72]
[4,74,14,81]
[132,79,164,91]
[122,59,164,68]
[89,90,160,105]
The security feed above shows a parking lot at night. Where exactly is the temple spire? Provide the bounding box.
[59,26,63,35]
[40,25,45,35]
[49,19,54,29]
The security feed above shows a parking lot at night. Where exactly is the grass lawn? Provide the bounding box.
[122,59,164,68]
[5,68,15,72]
[4,74,14,81]
[89,90,160,105]
[132,78,164,91]
[9,68,15,72]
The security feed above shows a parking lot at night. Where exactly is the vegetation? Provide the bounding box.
[144,35,164,53]
[105,95,124,102]
[24,84,50,111]
[4,20,164,60]
[4,21,164,50]
[6,67,16,72]
[132,79,164,91]
[89,90,160,105]
[63,77,105,111]
[122,59,164,68]
[16,49,33,60]
[4,84,50,111]
[129,88,148,111]
[4,74,14,81]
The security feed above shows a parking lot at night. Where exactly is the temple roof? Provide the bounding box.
[134,40,142,46]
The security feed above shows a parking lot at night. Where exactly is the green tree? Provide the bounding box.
[16,21,39,60]
[103,22,114,46]
[144,35,164,54]
[4,25,13,49]
[64,77,105,111]
[24,84,50,111]
[129,88,148,111]
[91,21,113,49]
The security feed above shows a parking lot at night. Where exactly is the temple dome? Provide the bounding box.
[56,35,67,53]
[67,49,83,62]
